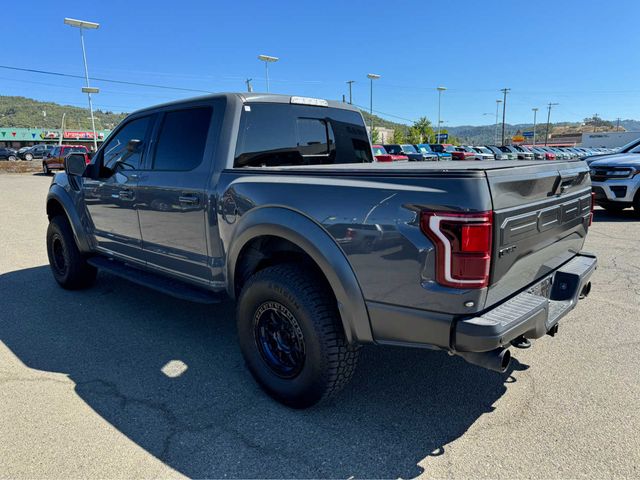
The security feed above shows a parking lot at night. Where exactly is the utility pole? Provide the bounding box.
[367,73,380,131]
[545,102,559,146]
[436,86,447,143]
[616,117,621,131]
[346,80,355,104]
[500,88,510,146]
[532,108,539,146]
[494,99,502,145]
[592,113,599,132]
[245,78,253,92]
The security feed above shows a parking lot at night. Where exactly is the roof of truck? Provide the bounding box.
[131,92,361,115]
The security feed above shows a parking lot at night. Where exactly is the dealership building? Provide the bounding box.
[0,127,112,151]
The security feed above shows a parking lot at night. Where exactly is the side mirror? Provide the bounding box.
[126,139,142,152]
[65,153,87,177]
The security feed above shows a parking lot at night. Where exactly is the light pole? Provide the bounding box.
[59,112,66,146]
[532,108,539,146]
[436,86,446,143]
[545,103,559,146]
[494,99,502,145]
[367,73,380,131]
[346,80,355,104]
[500,88,510,146]
[64,17,100,151]
[258,55,279,93]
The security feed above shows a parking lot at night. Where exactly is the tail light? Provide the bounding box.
[420,211,493,289]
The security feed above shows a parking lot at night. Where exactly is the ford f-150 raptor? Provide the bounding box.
[46,93,597,408]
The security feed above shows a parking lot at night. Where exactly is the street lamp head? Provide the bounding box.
[258,55,279,63]
[496,99,503,104]
[532,107,539,112]
[436,86,447,92]
[367,73,381,80]
[64,17,100,29]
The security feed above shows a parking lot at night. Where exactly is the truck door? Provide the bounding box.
[83,114,155,262]
[136,105,216,285]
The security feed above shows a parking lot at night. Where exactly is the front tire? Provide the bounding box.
[237,264,359,408]
[46,215,97,289]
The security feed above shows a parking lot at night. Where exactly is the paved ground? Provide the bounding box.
[0,173,638,479]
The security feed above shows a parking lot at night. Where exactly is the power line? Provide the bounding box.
[0,65,214,94]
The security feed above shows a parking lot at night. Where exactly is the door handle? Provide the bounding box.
[179,194,200,205]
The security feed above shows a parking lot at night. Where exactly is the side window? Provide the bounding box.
[51,147,60,157]
[102,116,152,170]
[152,107,212,171]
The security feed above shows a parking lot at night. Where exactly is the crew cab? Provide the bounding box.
[46,93,597,408]
[43,144,89,174]
[372,144,408,162]
[590,153,640,213]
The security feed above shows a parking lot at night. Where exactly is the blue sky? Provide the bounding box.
[3,0,640,126]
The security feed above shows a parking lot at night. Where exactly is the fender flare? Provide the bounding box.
[226,206,373,344]
[46,184,93,253]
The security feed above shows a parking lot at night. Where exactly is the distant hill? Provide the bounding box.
[0,96,127,130]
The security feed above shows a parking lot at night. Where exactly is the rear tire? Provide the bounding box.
[46,215,97,289]
[24,153,33,161]
[237,264,359,408]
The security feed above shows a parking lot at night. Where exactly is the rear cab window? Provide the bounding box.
[234,103,372,167]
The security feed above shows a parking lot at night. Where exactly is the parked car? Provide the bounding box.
[19,144,54,161]
[372,144,408,162]
[425,143,454,160]
[519,145,544,160]
[485,145,511,161]
[0,147,17,161]
[530,146,556,160]
[583,137,640,163]
[413,143,444,161]
[42,145,89,174]
[590,153,640,213]
[383,144,426,161]
[472,146,496,160]
[453,146,478,160]
[46,92,597,408]
[512,145,535,161]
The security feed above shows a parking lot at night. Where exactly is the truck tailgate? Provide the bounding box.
[485,161,592,307]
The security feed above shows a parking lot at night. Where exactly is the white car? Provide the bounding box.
[590,153,640,213]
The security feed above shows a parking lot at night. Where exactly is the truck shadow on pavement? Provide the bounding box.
[592,208,639,222]
[0,265,528,479]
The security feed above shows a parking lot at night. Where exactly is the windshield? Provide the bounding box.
[416,144,432,153]
[444,145,456,152]
[401,144,417,153]
[372,146,386,155]
[477,147,492,154]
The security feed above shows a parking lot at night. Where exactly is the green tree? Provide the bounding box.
[391,127,407,144]
[412,116,435,143]
[370,126,381,144]
[407,126,422,145]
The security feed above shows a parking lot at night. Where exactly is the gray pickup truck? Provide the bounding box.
[46,93,597,408]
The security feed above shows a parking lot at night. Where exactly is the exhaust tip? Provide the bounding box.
[456,347,511,373]
[579,282,592,299]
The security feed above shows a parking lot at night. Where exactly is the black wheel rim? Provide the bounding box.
[254,301,305,378]
[51,235,67,276]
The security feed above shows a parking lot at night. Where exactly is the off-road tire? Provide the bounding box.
[237,264,359,408]
[46,215,97,289]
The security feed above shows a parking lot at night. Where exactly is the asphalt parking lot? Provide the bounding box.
[1,173,639,479]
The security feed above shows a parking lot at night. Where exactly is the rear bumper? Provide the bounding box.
[368,253,597,352]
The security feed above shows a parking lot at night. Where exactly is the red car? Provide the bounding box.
[372,145,408,162]
[43,145,89,174]
[452,146,476,161]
